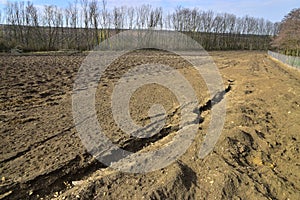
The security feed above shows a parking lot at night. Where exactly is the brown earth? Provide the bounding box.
[0,51,299,199]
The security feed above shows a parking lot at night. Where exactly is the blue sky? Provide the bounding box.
[0,0,299,22]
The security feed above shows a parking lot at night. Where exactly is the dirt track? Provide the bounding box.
[0,51,300,199]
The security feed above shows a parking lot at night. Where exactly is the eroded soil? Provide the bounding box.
[0,51,299,199]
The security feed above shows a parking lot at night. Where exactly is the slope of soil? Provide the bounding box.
[0,51,299,199]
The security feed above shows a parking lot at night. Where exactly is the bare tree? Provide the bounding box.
[71,0,78,48]
[5,2,17,46]
[273,8,300,56]
[148,7,162,29]
[80,0,91,49]
[24,2,40,49]
[127,6,135,29]
[202,10,214,33]
[113,7,121,33]
[89,0,100,44]
[164,12,172,30]
[101,0,110,40]
[137,5,151,29]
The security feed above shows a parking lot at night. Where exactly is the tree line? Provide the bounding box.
[0,0,280,51]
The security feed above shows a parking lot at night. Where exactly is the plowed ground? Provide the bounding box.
[0,51,299,199]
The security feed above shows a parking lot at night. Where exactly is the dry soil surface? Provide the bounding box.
[0,51,300,200]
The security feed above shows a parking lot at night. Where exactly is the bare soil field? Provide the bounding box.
[0,51,299,199]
